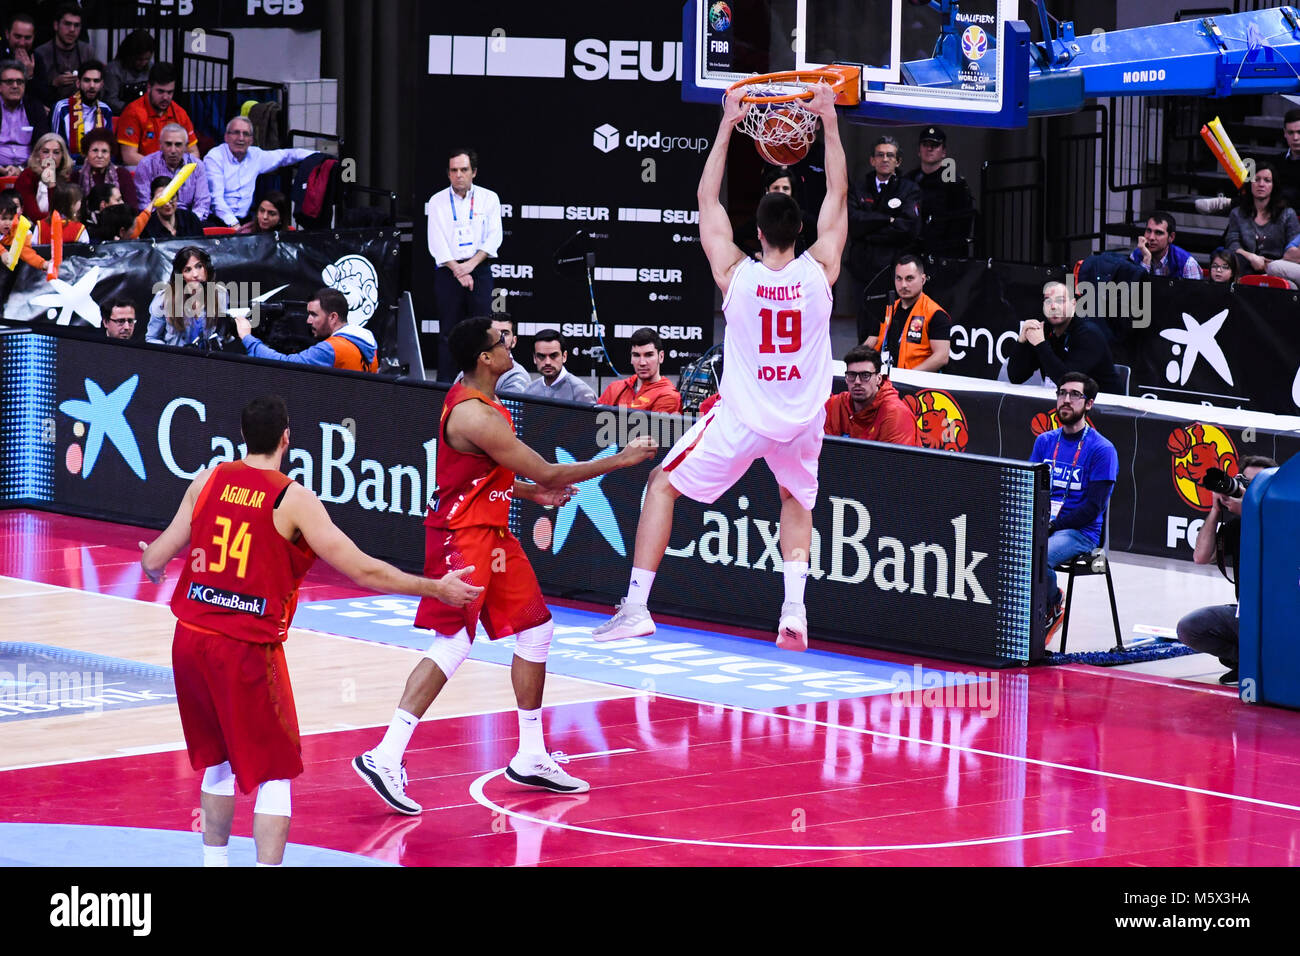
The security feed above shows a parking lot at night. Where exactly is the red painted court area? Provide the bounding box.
[3,510,1300,866]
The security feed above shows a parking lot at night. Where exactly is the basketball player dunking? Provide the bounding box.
[594,82,847,650]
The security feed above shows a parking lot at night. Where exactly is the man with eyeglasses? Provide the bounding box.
[204,115,312,228]
[1028,372,1119,645]
[0,60,51,177]
[103,298,138,340]
[1007,279,1122,394]
[823,346,920,445]
[847,134,921,344]
[1176,455,1278,684]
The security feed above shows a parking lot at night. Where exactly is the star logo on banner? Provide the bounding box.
[551,445,625,556]
[1159,309,1233,387]
[58,375,147,479]
[31,266,104,326]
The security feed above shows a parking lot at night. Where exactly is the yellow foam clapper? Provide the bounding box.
[1208,117,1247,188]
[154,163,197,207]
[6,214,30,271]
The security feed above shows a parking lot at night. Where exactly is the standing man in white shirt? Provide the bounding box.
[204,115,312,228]
[428,147,502,381]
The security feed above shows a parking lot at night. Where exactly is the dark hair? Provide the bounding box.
[1284,109,1300,127]
[1209,246,1238,281]
[148,61,177,87]
[149,175,173,196]
[79,127,116,157]
[53,2,82,22]
[533,328,564,351]
[0,188,20,215]
[488,312,514,333]
[103,296,136,315]
[80,58,105,79]
[449,316,496,373]
[96,202,134,238]
[895,253,926,275]
[247,190,290,232]
[84,183,116,216]
[629,326,664,352]
[761,164,796,192]
[6,13,34,31]
[0,58,24,78]
[1237,161,1288,220]
[163,245,214,333]
[1240,455,1278,471]
[1145,211,1176,234]
[241,396,289,456]
[114,29,156,65]
[448,147,477,170]
[312,287,349,323]
[756,191,801,251]
[872,135,900,155]
[843,346,881,370]
[1059,371,1098,402]
[50,181,81,219]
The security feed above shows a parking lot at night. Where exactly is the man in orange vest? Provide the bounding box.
[865,254,951,372]
[235,287,378,372]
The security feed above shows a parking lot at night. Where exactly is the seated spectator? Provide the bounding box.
[234,287,377,372]
[34,2,93,106]
[1029,372,1119,645]
[0,60,51,176]
[34,181,86,242]
[1007,279,1122,394]
[1176,455,1278,684]
[823,346,920,445]
[0,187,47,271]
[1207,246,1237,284]
[1224,162,1299,276]
[51,58,111,159]
[117,62,197,166]
[236,190,290,234]
[1,14,50,106]
[1130,212,1202,279]
[147,245,226,347]
[77,127,138,210]
[523,328,597,403]
[131,122,209,219]
[452,315,530,394]
[16,133,74,221]
[204,116,313,228]
[865,254,950,372]
[103,28,154,114]
[102,297,137,340]
[597,327,682,412]
[91,200,143,241]
[138,174,201,239]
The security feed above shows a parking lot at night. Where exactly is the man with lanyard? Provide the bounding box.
[428,147,502,381]
[1028,371,1119,644]
[865,253,950,372]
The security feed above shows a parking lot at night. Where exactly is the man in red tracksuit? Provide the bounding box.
[597,326,682,413]
[823,346,920,445]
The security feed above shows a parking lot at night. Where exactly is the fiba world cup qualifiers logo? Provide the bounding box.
[709,1,732,32]
[961,25,988,62]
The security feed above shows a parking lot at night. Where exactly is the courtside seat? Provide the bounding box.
[1054,509,1124,654]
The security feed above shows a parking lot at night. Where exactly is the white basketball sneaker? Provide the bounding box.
[591,599,656,643]
[505,752,590,793]
[353,750,422,815]
[776,601,808,652]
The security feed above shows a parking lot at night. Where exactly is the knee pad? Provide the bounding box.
[200,761,234,797]
[423,628,472,679]
[513,619,554,664]
[254,778,291,817]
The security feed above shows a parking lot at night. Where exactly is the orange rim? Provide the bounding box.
[725,64,861,106]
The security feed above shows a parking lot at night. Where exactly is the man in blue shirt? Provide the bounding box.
[234,287,377,372]
[1029,372,1119,642]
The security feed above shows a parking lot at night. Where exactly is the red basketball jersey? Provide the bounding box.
[426,382,516,530]
[172,461,316,644]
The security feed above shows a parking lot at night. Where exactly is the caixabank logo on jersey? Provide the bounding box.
[903,389,969,452]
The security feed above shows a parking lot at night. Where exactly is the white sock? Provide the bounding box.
[626,568,656,606]
[255,861,281,867]
[203,844,229,868]
[377,709,418,763]
[518,707,545,756]
[783,561,809,606]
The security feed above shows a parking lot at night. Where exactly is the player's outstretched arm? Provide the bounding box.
[282,484,483,606]
[457,401,656,486]
[697,87,750,295]
[139,467,212,584]
[807,82,847,285]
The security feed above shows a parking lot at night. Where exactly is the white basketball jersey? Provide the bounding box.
[718,252,834,442]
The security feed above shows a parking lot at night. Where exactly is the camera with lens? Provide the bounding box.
[1201,467,1249,499]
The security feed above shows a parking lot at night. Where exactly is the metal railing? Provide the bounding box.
[979,156,1045,264]
[1047,105,1107,264]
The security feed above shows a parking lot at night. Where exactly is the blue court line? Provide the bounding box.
[0,642,176,722]
[295,597,993,710]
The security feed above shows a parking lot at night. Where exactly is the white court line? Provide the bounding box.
[468,753,1073,853]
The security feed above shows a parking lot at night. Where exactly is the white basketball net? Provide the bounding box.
[735,83,819,149]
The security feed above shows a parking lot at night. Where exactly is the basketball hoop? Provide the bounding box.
[726,65,860,166]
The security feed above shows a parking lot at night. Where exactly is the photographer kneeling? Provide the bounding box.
[1176,455,1277,685]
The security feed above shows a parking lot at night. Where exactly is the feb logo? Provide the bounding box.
[961,26,988,61]
[709,1,732,32]
[904,389,969,452]
[1167,423,1238,512]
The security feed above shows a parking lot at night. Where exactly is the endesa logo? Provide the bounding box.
[904,390,969,452]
